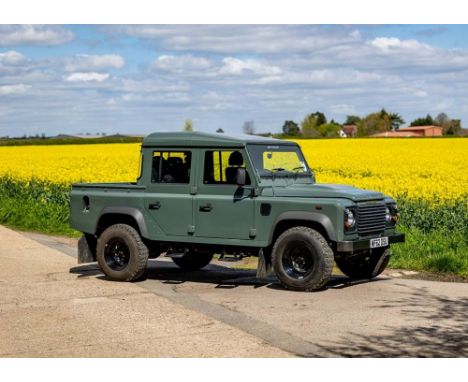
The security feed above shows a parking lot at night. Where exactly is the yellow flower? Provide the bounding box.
[1,138,467,203]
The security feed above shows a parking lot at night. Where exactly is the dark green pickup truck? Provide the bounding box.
[70,132,404,291]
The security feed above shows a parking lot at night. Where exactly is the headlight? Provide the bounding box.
[344,208,356,230]
[386,203,398,225]
[385,206,392,223]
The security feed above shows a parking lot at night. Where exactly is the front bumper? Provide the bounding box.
[336,232,405,253]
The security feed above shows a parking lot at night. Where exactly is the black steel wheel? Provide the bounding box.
[104,238,131,271]
[282,243,316,280]
[96,224,149,281]
[272,226,334,291]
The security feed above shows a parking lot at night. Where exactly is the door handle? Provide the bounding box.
[199,203,213,212]
[148,202,161,210]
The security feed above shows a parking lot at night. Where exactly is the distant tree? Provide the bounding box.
[216,128,224,133]
[317,122,341,138]
[434,112,450,127]
[242,120,256,135]
[344,115,361,125]
[309,111,327,126]
[300,114,319,137]
[446,119,462,135]
[410,114,433,126]
[40,133,46,139]
[183,119,194,132]
[389,112,405,130]
[282,120,300,136]
[431,113,462,135]
[357,111,392,136]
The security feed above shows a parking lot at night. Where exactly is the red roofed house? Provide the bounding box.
[396,125,443,137]
[340,124,358,138]
[372,131,421,138]
[372,125,443,138]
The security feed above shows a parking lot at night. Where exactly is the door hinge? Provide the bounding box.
[188,225,195,234]
[249,228,256,238]
[190,186,197,195]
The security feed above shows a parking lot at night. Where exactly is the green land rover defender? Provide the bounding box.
[70,132,404,291]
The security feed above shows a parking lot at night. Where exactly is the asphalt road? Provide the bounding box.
[3,228,467,357]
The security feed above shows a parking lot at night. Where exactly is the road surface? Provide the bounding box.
[1,226,467,357]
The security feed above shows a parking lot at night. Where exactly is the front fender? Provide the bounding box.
[270,211,337,244]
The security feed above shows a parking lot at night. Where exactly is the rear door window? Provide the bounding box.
[151,151,191,184]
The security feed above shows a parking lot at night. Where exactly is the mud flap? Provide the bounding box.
[256,248,273,278]
[77,234,97,264]
[372,248,391,275]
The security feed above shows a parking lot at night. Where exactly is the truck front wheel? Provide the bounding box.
[335,248,391,279]
[272,227,334,291]
[96,224,149,281]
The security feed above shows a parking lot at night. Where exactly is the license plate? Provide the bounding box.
[370,237,389,248]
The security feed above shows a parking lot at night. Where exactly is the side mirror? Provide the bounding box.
[235,167,247,186]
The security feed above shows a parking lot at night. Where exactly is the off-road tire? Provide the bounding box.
[272,227,334,291]
[96,224,149,281]
[335,247,391,279]
[172,252,213,270]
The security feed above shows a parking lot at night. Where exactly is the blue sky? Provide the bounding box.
[1,24,468,136]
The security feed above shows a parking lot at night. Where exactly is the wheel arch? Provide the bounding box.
[95,207,149,238]
[269,211,336,247]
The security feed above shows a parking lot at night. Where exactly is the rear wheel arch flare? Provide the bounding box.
[96,207,148,238]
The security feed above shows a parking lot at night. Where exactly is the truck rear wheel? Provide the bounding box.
[272,227,334,291]
[172,251,213,270]
[335,248,391,279]
[96,224,149,281]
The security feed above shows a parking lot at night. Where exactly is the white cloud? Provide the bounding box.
[0,25,73,46]
[64,54,125,72]
[330,103,358,115]
[219,57,281,76]
[0,84,31,95]
[414,90,428,98]
[0,50,26,64]
[368,37,433,53]
[152,55,212,72]
[255,68,383,87]
[65,72,110,82]
[111,25,358,54]
[349,30,361,40]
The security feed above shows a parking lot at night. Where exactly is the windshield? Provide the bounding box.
[247,144,314,183]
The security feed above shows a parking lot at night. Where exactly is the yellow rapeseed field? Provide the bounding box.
[0,143,141,184]
[294,138,468,202]
[0,138,467,202]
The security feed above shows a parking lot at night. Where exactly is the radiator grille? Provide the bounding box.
[357,202,386,234]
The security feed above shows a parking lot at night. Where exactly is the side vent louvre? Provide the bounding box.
[260,203,271,216]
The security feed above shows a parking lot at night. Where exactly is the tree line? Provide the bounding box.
[277,110,463,137]
[184,111,464,137]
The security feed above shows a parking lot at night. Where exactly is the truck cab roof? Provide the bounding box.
[142,131,297,148]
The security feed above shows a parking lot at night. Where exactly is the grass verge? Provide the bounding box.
[0,177,77,236]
